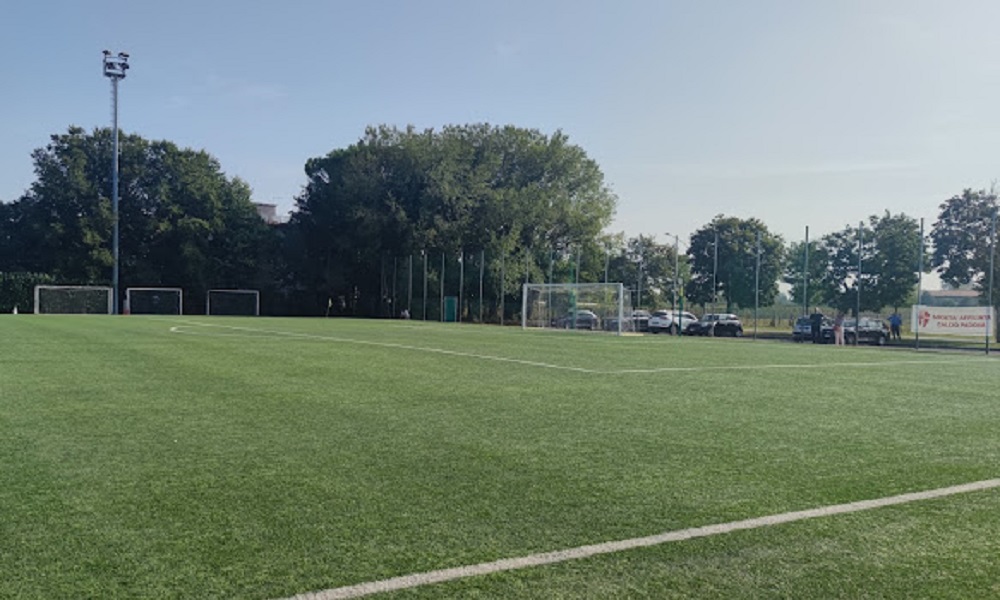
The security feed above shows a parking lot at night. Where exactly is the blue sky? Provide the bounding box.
[3,0,1000,246]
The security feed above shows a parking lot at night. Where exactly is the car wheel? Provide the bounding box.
[670,324,679,335]
[734,328,743,337]
[845,333,855,345]
[876,334,886,346]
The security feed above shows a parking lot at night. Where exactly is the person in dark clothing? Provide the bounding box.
[889,312,903,340]
[810,312,824,344]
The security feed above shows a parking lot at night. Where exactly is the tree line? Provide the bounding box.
[1,124,998,318]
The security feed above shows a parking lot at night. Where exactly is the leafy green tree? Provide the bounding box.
[818,222,879,315]
[869,211,926,311]
[783,240,827,312]
[931,188,998,298]
[291,124,617,316]
[10,127,275,311]
[685,216,785,312]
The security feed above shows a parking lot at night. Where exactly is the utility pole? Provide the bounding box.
[102,50,129,314]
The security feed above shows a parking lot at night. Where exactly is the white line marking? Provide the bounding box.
[282,478,1000,599]
[168,322,599,373]
[167,322,993,375]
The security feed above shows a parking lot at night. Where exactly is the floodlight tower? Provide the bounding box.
[103,50,129,314]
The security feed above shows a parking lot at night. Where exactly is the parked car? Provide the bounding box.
[603,309,651,332]
[792,316,834,343]
[648,310,699,334]
[685,313,744,337]
[554,309,600,330]
[843,317,889,345]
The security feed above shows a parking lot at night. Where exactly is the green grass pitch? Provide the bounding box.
[2,316,999,598]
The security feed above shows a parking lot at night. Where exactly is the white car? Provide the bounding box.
[648,310,699,334]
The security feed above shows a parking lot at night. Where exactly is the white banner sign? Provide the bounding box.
[911,305,996,337]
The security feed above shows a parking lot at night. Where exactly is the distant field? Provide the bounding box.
[2,316,999,599]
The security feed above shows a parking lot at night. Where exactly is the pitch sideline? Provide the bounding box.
[167,321,989,375]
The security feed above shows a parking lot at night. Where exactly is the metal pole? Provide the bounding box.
[408,254,413,313]
[636,239,643,310]
[712,229,718,314]
[525,247,530,286]
[673,234,680,312]
[103,50,129,314]
[856,221,862,345]
[440,253,445,322]
[754,231,761,340]
[459,248,465,323]
[989,207,997,354]
[392,257,397,317]
[604,247,609,283]
[500,250,505,326]
[916,218,923,350]
[637,258,643,310]
[479,249,485,323]
[111,77,120,314]
[803,226,809,316]
[422,250,428,320]
[575,250,580,284]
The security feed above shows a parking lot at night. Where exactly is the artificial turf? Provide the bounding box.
[1,316,998,598]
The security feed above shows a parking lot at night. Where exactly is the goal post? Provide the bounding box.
[206,289,260,316]
[521,282,629,334]
[34,285,113,314]
[125,287,183,315]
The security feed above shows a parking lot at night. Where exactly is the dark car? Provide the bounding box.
[685,313,744,337]
[554,309,600,330]
[792,316,834,343]
[844,317,889,346]
[603,309,651,332]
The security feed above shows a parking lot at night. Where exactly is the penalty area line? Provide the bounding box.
[281,478,1000,600]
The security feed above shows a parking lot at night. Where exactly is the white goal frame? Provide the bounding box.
[125,287,184,315]
[206,288,260,316]
[34,285,113,315]
[521,282,628,335]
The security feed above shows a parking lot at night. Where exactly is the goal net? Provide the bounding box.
[206,289,260,316]
[34,285,113,314]
[125,287,183,315]
[521,283,630,334]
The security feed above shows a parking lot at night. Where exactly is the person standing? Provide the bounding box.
[834,312,845,346]
[810,311,824,344]
[889,312,903,340]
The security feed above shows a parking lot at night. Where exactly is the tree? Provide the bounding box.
[868,211,926,311]
[783,240,827,312]
[9,127,275,312]
[932,188,998,298]
[818,222,877,316]
[685,215,785,312]
[290,124,617,317]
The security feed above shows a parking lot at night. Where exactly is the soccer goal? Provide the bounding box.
[521,282,630,334]
[206,289,260,316]
[125,287,183,315]
[34,285,113,314]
